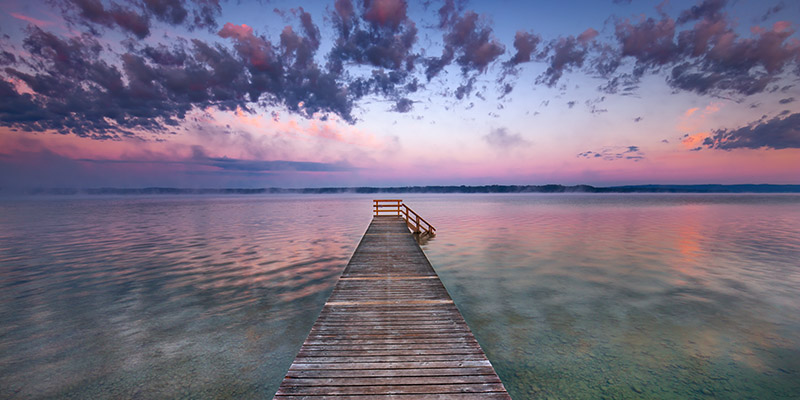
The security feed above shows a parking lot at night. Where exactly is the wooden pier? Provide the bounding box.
[275,201,510,399]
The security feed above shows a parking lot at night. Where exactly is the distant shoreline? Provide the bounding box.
[5,184,800,195]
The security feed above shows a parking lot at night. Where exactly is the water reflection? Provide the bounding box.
[0,194,798,399]
[0,195,371,399]
[415,194,800,399]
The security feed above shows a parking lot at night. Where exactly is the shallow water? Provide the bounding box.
[0,195,370,399]
[0,194,798,399]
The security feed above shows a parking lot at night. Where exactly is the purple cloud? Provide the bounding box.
[704,112,800,150]
[426,8,505,80]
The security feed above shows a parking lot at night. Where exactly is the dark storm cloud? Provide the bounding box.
[703,113,800,150]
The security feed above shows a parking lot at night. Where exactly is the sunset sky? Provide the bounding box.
[1,0,798,188]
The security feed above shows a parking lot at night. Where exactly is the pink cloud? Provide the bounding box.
[363,0,407,28]
[10,12,53,27]
[577,28,599,44]
[218,22,276,71]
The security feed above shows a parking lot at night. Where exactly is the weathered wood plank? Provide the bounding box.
[275,394,512,400]
[281,375,502,386]
[275,382,507,395]
[287,360,493,369]
[275,217,510,399]
[285,367,498,378]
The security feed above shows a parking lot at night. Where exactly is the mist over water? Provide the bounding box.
[1,194,798,398]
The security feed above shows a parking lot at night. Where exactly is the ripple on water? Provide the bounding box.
[1,193,799,399]
[0,195,371,399]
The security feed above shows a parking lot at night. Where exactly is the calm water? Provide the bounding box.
[0,194,798,399]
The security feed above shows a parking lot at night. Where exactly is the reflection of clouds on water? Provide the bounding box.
[420,194,800,399]
[0,195,371,398]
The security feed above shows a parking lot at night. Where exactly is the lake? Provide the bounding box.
[1,194,798,398]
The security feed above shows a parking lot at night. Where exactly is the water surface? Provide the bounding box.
[1,194,798,399]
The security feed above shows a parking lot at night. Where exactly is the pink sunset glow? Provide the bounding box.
[0,0,798,188]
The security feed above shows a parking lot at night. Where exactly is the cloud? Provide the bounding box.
[677,0,727,25]
[537,30,597,86]
[779,97,794,104]
[703,112,800,150]
[614,16,677,69]
[760,2,785,22]
[609,2,800,96]
[10,12,55,27]
[328,0,417,73]
[0,26,257,137]
[2,0,798,142]
[204,157,353,172]
[57,0,222,38]
[483,127,529,149]
[62,0,151,38]
[507,30,541,66]
[577,145,644,161]
[218,23,278,72]
[426,9,505,80]
[392,98,413,113]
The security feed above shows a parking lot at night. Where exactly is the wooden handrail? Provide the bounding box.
[373,199,435,236]
[373,199,402,216]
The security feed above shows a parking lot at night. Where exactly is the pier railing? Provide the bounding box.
[373,199,436,236]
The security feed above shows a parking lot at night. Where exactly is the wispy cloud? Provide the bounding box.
[704,112,800,150]
[10,12,54,27]
[577,145,645,161]
[483,127,530,149]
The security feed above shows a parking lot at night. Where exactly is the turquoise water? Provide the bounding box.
[1,194,798,399]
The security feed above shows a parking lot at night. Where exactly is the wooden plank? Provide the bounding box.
[275,383,507,395]
[281,375,502,386]
[275,217,509,399]
[285,367,498,378]
[275,394,512,400]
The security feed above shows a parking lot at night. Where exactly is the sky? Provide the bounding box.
[0,0,798,188]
